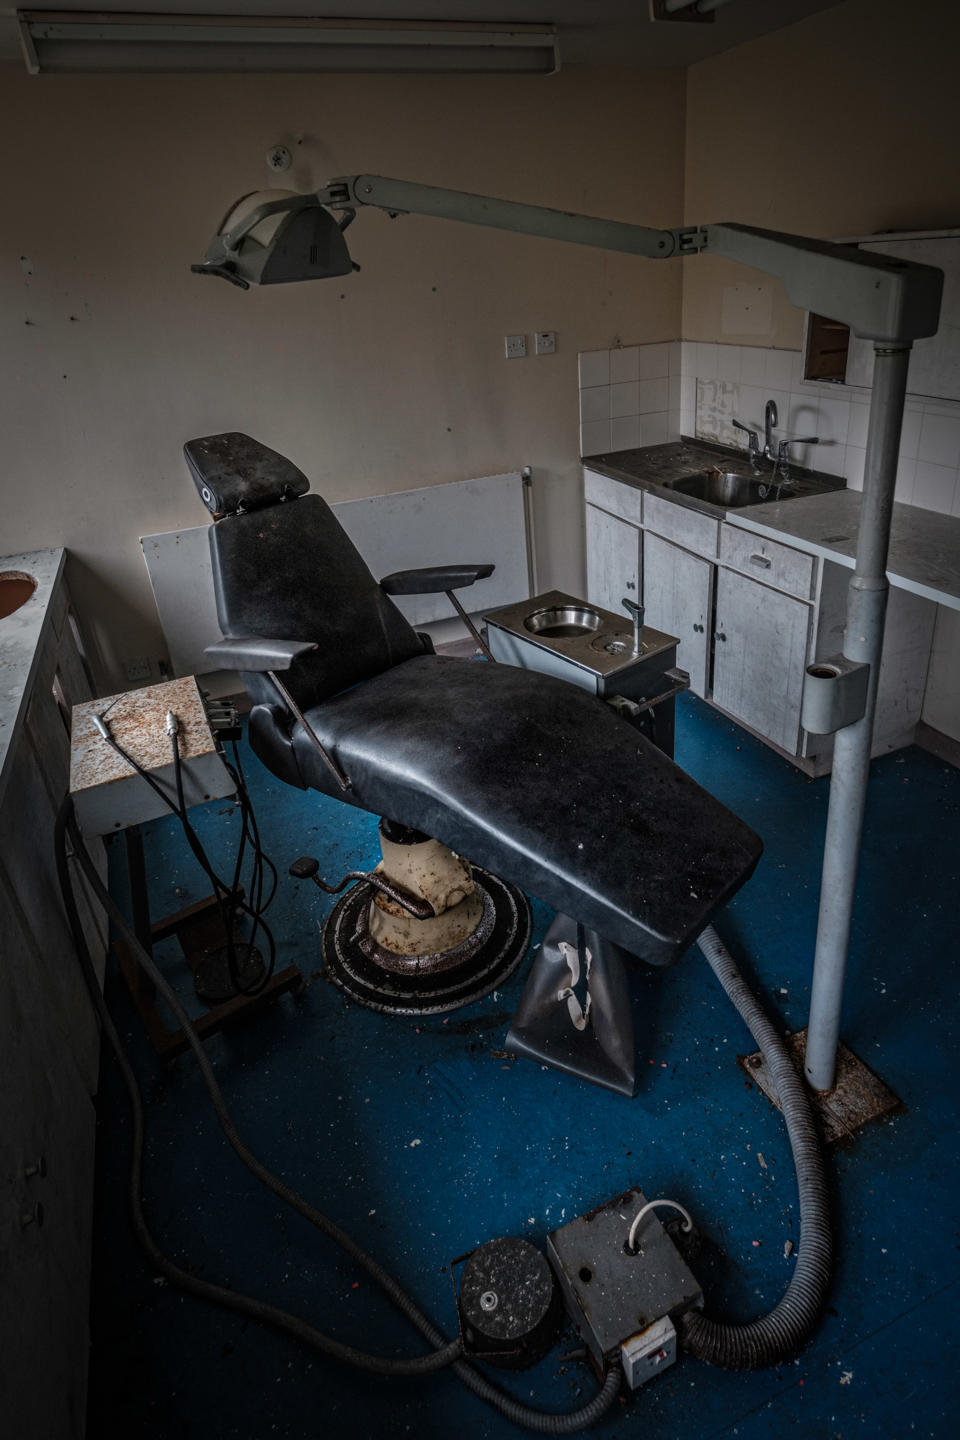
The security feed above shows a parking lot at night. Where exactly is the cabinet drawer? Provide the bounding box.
[643,492,718,559]
[720,523,814,600]
[584,468,644,527]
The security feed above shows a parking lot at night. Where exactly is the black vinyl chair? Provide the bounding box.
[186,433,761,1087]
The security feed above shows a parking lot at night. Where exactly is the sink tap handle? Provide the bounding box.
[622,597,645,652]
[776,435,820,479]
[733,418,760,452]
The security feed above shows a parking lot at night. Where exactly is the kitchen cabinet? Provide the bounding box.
[583,464,937,774]
[0,554,104,1440]
[585,501,640,619]
[712,567,812,752]
[642,532,713,698]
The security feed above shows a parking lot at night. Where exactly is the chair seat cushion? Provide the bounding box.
[277,654,761,966]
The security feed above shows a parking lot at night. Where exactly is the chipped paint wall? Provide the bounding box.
[0,65,685,689]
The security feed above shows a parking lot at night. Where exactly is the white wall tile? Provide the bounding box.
[737,385,767,431]
[739,346,766,387]
[913,460,958,513]
[611,381,640,417]
[638,377,669,414]
[680,375,696,414]
[898,408,922,459]
[763,349,795,392]
[680,406,695,438]
[817,443,848,478]
[668,341,683,376]
[669,374,682,412]
[895,457,916,503]
[580,420,611,456]
[668,408,683,440]
[844,445,866,491]
[580,385,611,423]
[579,349,610,388]
[847,400,870,451]
[641,411,669,447]
[952,486,960,518]
[788,390,822,435]
[716,345,741,383]
[812,396,851,447]
[788,351,806,390]
[610,415,640,451]
[680,341,695,378]
[918,412,960,469]
[638,342,671,380]
[694,342,718,380]
[610,346,639,384]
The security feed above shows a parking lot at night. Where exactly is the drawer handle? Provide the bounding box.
[750,553,772,569]
[693,623,704,633]
[714,631,727,642]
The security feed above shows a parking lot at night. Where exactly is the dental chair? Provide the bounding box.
[186,432,761,1094]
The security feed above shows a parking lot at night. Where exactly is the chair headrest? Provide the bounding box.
[184,432,310,517]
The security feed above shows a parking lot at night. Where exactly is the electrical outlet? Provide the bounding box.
[535,331,557,355]
[123,657,152,683]
[504,334,526,359]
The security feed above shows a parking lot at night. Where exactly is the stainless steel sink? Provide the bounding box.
[663,469,786,509]
[524,603,602,638]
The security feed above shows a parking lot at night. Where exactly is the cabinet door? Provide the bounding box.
[713,568,812,753]
[585,503,640,617]
[642,532,712,697]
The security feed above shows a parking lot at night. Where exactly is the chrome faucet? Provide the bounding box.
[764,399,778,461]
[734,400,820,483]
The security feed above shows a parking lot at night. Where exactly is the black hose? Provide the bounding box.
[680,923,832,1370]
[58,798,621,1428]
[56,799,459,1378]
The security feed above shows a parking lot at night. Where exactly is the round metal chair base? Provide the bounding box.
[322,868,531,1016]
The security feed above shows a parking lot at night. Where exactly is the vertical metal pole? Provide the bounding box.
[804,344,912,1092]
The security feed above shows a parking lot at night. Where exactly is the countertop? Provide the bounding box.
[727,489,960,612]
[0,547,66,806]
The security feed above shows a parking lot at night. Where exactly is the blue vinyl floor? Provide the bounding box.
[87,694,960,1438]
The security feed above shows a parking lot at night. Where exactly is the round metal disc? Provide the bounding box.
[321,868,531,1016]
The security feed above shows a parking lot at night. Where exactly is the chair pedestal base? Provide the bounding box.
[322,866,531,1015]
[506,915,637,1097]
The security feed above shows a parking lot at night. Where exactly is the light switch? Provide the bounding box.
[535,331,557,355]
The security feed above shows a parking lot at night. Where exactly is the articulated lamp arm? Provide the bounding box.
[193,171,943,344]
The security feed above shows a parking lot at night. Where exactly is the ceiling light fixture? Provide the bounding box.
[16,11,560,76]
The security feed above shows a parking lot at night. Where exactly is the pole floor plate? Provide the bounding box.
[740,1028,903,1144]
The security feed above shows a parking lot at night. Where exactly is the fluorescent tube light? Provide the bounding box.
[17,11,560,75]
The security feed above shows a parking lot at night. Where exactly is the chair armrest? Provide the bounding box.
[379,563,494,596]
[204,636,317,672]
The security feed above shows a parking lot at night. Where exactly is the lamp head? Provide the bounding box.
[192,189,354,288]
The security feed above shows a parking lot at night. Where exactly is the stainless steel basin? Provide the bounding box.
[663,470,781,509]
[524,604,602,638]
[0,571,37,619]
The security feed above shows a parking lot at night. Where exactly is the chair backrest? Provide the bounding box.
[185,433,425,708]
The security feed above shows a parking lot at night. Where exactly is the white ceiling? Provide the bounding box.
[0,1,847,69]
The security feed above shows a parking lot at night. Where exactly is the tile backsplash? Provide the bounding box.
[579,340,960,519]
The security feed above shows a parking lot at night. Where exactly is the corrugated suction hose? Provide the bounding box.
[681,924,832,1369]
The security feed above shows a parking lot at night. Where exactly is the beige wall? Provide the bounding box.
[682,0,960,347]
[1,65,685,688]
